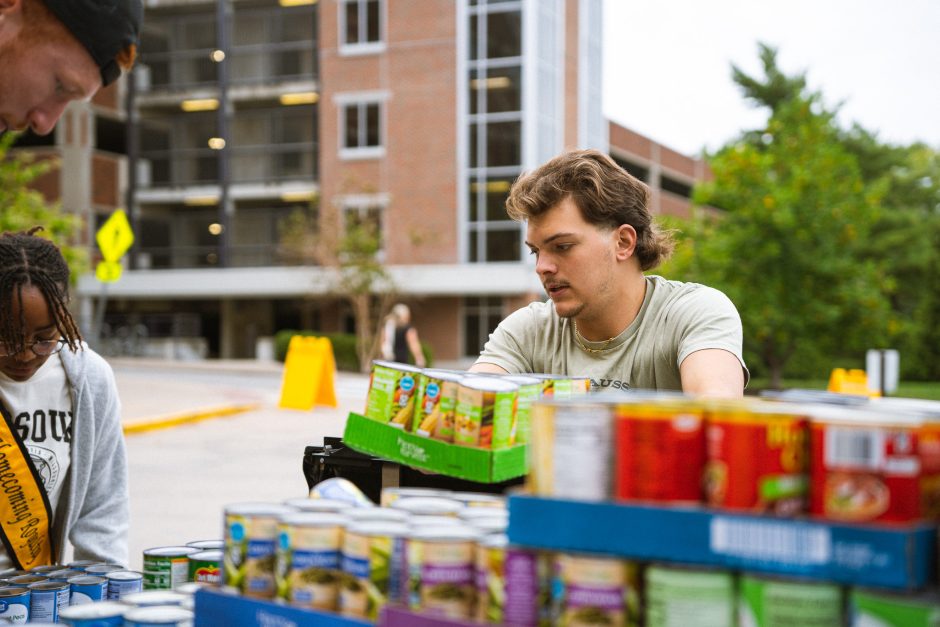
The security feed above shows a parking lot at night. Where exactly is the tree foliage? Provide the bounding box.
[666,45,898,386]
[0,134,86,281]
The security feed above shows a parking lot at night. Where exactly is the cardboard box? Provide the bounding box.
[507,496,937,590]
[343,412,526,483]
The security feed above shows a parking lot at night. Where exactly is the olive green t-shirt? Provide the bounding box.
[475,275,748,392]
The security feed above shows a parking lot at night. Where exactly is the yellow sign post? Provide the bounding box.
[95,209,134,284]
[278,336,339,411]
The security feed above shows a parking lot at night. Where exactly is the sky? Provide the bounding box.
[602,0,940,157]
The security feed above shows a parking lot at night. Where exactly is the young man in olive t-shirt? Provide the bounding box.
[471,150,748,398]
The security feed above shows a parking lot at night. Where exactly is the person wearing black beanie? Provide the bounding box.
[0,0,142,136]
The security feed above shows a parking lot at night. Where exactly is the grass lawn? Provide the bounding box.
[748,379,940,401]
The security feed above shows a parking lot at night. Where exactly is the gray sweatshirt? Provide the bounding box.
[52,346,129,566]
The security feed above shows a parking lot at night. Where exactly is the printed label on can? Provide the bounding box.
[551,405,613,500]
[850,589,940,626]
[69,576,108,605]
[277,523,342,610]
[365,363,419,428]
[413,374,461,442]
[739,575,842,627]
[188,551,221,585]
[0,587,30,624]
[705,411,808,514]
[645,566,734,627]
[476,543,539,626]
[407,538,476,619]
[616,404,706,503]
[454,382,517,449]
[557,555,636,627]
[143,550,193,590]
[339,530,400,621]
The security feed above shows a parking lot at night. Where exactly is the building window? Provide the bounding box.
[339,101,383,159]
[340,0,383,53]
[463,296,504,358]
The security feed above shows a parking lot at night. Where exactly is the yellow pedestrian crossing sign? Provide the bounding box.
[96,209,134,262]
[95,260,123,283]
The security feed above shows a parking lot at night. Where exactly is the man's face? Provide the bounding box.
[0,1,101,136]
[525,196,619,320]
[0,285,58,382]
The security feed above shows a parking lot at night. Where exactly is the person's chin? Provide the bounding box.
[1,365,38,381]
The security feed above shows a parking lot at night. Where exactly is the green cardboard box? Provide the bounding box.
[342,412,527,483]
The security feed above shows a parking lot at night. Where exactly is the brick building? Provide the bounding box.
[58,0,710,366]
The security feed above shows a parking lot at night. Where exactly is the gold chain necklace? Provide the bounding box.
[572,320,616,354]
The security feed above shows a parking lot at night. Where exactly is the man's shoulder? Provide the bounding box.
[647,275,733,308]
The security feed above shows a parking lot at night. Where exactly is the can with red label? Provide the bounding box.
[808,405,934,522]
[615,398,705,504]
[704,401,809,515]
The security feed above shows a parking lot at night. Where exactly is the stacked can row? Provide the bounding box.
[364,359,590,448]
[0,558,205,625]
[522,552,939,627]
[530,394,940,523]
[222,483,528,622]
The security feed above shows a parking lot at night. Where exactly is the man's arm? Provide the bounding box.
[469,362,509,374]
[679,348,745,398]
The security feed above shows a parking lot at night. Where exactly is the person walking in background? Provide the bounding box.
[381,303,426,367]
[0,0,143,136]
[0,227,129,569]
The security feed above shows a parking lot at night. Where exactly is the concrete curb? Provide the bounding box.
[122,403,262,435]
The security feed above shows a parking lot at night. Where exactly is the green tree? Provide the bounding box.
[670,50,891,387]
[0,134,86,279]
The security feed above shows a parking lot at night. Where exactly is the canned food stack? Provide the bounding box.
[518,393,940,626]
[218,481,585,625]
[364,361,590,448]
[0,551,211,625]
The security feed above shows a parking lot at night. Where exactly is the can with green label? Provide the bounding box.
[453,377,518,449]
[739,574,843,626]
[364,361,422,428]
[142,546,199,590]
[850,589,940,626]
[645,565,734,627]
[188,550,222,585]
[504,375,541,445]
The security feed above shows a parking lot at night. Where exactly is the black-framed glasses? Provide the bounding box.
[0,338,68,357]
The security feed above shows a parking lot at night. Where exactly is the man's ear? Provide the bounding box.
[614,224,637,261]
[0,0,22,14]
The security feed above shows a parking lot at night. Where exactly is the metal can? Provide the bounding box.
[121,590,187,607]
[390,496,464,517]
[503,375,542,445]
[106,570,144,600]
[413,369,465,440]
[184,540,223,552]
[475,534,540,626]
[365,360,422,428]
[67,575,108,604]
[616,399,706,504]
[27,581,69,623]
[380,487,453,507]
[8,574,46,586]
[705,401,809,514]
[458,507,509,524]
[66,560,100,571]
[850,588,940,626]
[344,507,411,524]
[44,568,85,583]
[222,503,294,597]
[405,526,480,620]
[454,377,519,448]
[645,565,734,627]
[122,606,194,626]
[284,497,354,514]
[339,521,409,620]
[28,565,61,575]
[555,553,639,627]
[524,374,591,399]
[449,492,506,509]
[58,600,127,625]
[809,405,928,522]
[143,546,199,590]
[529,400,615,500]
[83,564,123,577]
[0,585,29,624]
[409,515,466,529]
[739,574,843,626]
[276,512,345,611]
[187,550,221,585]
[308,477,375,507]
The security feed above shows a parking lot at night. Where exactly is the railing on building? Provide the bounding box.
[135,243,313,269]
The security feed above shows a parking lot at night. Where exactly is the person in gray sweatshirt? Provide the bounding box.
[0,227,128,570]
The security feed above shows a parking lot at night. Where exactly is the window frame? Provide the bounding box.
[338,0,386,56]
[335,91,388,160]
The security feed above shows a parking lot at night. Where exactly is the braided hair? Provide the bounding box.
[0,227,82,353]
